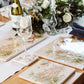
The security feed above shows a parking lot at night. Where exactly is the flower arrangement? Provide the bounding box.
[27,0,84,33]
[56,0,84,29]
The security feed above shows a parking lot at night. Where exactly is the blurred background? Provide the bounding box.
[0,0,25,8]
[0,0,13,8]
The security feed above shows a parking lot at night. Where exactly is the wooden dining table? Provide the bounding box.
[0,3,84,84]
[1,57,84,84]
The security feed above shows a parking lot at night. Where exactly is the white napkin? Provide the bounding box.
[0,21,15,41]
[0,61,25,83]
[60,41,84,56]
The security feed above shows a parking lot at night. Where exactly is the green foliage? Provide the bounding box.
[41,7,51,18]
[32,17,44,33]
[23,7,29,15]
[27,0,84,32]
[55,0,84,29]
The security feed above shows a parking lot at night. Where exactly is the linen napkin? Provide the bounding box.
[70,22,84,38]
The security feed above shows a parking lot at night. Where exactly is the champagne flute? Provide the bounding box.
[18,15,32,59]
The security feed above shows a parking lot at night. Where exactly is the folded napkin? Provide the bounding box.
[73,22,84,29]
[70,22,84,38]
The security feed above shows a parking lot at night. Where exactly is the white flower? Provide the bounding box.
[61,0,68,2]
[12,3,18,8]
[82,0,84,6]
[78,2,82,6]
[63,13,72,23]
[20,16,31,29]
[41,0,50,9]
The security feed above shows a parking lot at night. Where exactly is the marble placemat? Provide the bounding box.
[34,34,84,70]
[0,34,47,62]
[19,59,75,84]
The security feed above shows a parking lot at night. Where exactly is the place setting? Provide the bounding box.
[19,59,75,84]
[34,22,84,70]
[0,15,47,62]
[34,33,84,70]
[0,1,48,62]
[17,0,84,84]
[0,0,84,84]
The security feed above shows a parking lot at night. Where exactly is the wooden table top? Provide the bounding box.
[0,9,84,84]
[1,57,84,84]
[0,15,10,23]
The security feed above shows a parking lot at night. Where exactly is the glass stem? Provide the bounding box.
[23,39,27,59]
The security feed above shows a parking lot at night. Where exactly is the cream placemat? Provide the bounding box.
[0,33,47,62]
[19,59,75,84]
[34,34,84,70]
[0,33,55,83]
[0,20,47,62]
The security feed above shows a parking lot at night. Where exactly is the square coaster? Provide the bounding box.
[12,54,38,65]
[19,59,75,84]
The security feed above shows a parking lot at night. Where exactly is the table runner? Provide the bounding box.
[0,30,57,83]
[0,20,83,83]
[0,2,84,83]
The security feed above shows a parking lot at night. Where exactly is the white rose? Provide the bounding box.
[63,13,72,23]
[61,0,68,2]
[41,0,50,9]
[12,3,18,8]
[78,2,82,6]
[82,0,84,6]
[20,16,31,29]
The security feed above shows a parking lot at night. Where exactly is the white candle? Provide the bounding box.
[51,0,56,9]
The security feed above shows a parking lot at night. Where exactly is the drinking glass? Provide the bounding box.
[18,15,32,59]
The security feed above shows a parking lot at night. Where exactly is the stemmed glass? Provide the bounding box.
[17,15,32,60]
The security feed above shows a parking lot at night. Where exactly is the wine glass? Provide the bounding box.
[18,15,32,60]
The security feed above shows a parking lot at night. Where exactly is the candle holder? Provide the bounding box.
[42,2,57,36]
[48,5,57,35]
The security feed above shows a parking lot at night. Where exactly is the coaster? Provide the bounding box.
[34,34,84,70]
[19,59,75,84]
[12,54,38,65]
